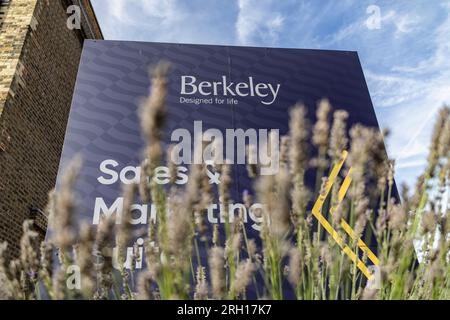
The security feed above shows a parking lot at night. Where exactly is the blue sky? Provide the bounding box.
[91,0,450,187]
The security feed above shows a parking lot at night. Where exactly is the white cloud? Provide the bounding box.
[139,0,184,22]
[235,0,286,45]
[108,0,127,22]
[329,19,364,44]
[103,0,183,26]
[92,0,238,44]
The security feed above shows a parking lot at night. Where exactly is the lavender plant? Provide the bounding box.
[0,64,448,300]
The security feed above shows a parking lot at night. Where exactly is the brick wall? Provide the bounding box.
[0,0,102,259]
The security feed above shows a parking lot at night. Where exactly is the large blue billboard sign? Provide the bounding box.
[55,40,387,297]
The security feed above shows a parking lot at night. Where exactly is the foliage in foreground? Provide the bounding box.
[0,64,449,300]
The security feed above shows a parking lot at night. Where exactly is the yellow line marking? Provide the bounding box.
[311,151,376,279]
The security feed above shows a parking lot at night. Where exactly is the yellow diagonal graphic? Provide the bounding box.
[332,168,380,266]
[311,151,379,279]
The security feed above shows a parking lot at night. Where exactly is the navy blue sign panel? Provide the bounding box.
[55,40,386,297]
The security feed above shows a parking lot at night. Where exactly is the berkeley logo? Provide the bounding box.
[180,75,281,105]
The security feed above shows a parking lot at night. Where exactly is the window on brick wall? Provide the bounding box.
[0,0,10,28]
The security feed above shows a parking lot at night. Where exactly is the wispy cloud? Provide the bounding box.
[365,2,450,185]
[308,1,450,186]
[235,0,287,45]
[92,0,238,44]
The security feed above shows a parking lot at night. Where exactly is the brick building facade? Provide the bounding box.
[0,0,103,259]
